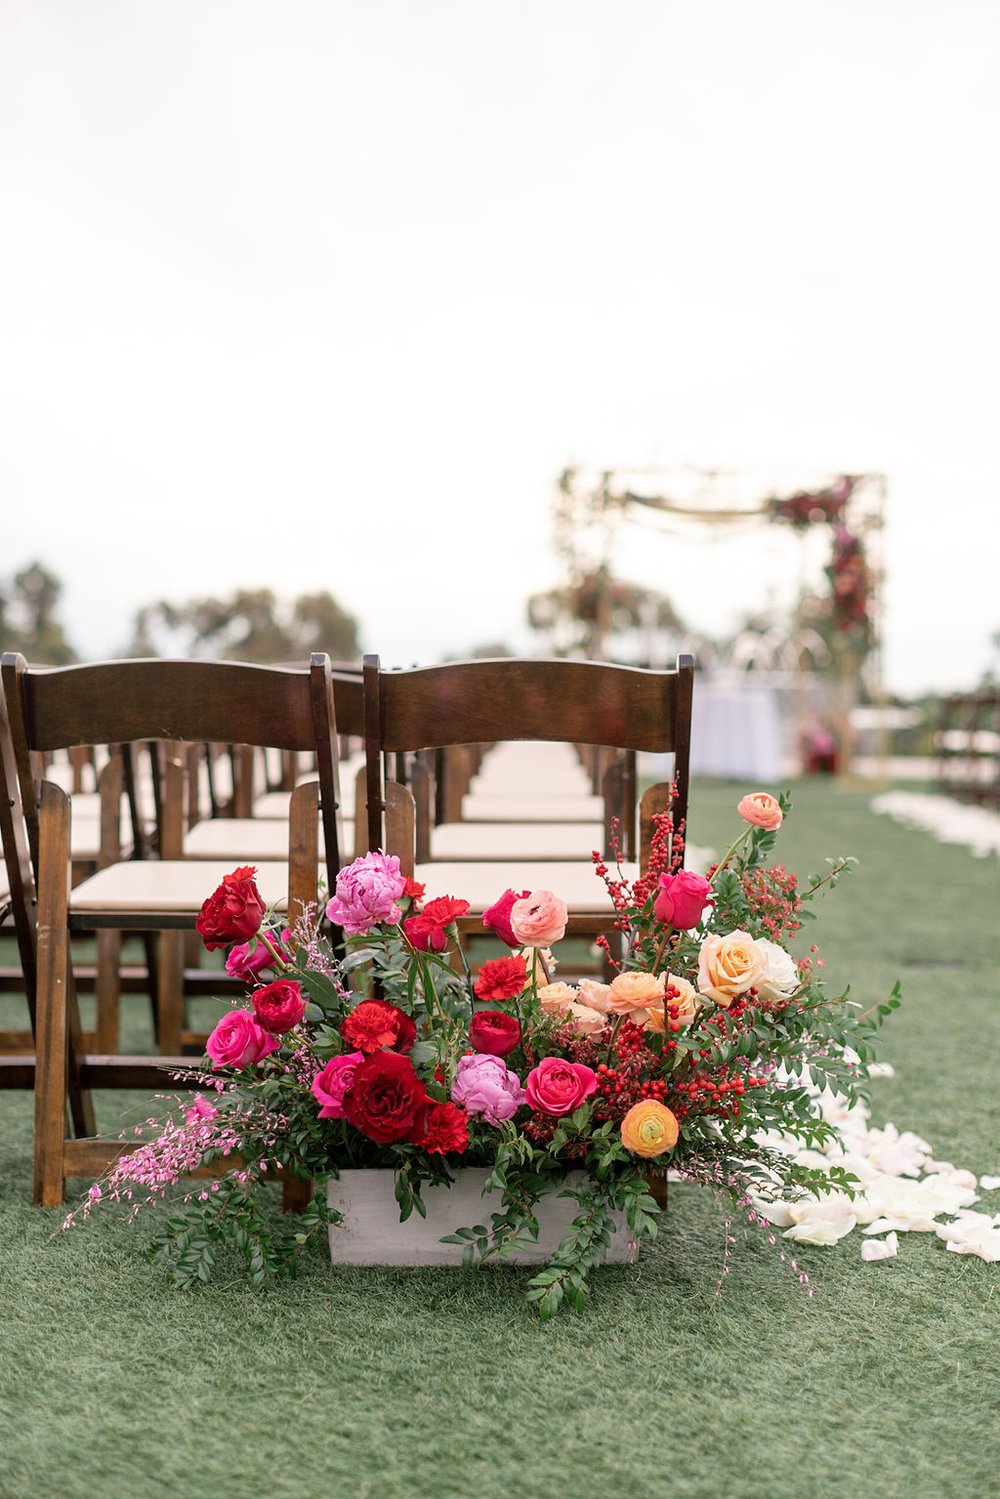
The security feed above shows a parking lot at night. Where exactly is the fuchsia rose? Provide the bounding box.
[482,889,530,948]
[469,1010,522,1056]
[205,1010,281,1071]
[451,1053,526,1126]
[653,869,713,930]
[252,979,307,1034]
[325,851,407,936]
[312,1051,365,1119]
[225,928,292,982]
[509,890,568,947]
[525,1057,597,1117]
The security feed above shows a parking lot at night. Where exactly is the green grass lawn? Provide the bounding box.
[1,780,997,1499]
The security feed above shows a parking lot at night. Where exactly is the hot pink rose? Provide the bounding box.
[510,890,568,947]
[225,928,292,982]
[312,1051,365,1119]
[205,1010,281,1071]
[525,1056,597,1117]
[736,792,783,831]
[482,889,530,948]
[653,870,713,930]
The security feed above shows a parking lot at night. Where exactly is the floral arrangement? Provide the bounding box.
[66,790,897,1317]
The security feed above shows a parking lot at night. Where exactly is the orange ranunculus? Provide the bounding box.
[607,970,665,1016]
[697,931,765,1006]
[576,978,613,1015]
[736,792,783,831]
[510,890,569,947]
[620,1100,679,1158]
[645,974,699,1032]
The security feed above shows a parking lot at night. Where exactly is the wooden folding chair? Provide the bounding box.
[0,652,343,1206]
[361,654,694,939]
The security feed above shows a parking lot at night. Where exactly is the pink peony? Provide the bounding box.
[205,1010,281,1071]
[525,1056,597,1117]
[225,928,292,982]
[509,890,568,947]
[653,870,713,930]
[325,851,407,936]
[451,1053,526,1126]
[312,1051,365,1119]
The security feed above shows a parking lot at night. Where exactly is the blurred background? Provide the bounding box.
[2,0,998,781]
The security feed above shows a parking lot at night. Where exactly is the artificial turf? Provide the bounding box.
[0,780,997,1499]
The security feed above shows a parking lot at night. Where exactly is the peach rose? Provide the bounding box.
[564,1003,607,1037]
[537,981,578,1018]
[607,970,666,1017]
[697,931,766,1006]
[736,792,783,831]
[645,973,699,1032]
[620,1100,679,1158]
[576,979,613,1015]
[510,891,568,947]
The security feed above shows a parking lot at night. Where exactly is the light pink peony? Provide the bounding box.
[325,851,407,936]
[509,890,568,947]
[205,1010,281,1071]
[451,1053,526,1127]
[312,1051,365,1119]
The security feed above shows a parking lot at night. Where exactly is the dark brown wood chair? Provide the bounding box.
[0,652,343,1206]
[361,654,694,939]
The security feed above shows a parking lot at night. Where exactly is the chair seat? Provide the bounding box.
[69,859,291,916]
[430,821,605,861]
[183,817,323,861]
[413,858,638,915]
[460,793,605,822]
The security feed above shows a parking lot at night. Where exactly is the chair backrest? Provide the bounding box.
[363,653,694,860]
[0,652,345,930]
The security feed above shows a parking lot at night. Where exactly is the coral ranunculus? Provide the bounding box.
[469,1009,522,1056]
[653,869,713,930]
[342,1051,430,1143]
[620,1100,679,1157]
[607,970,666,1016]
[482,889,530,948]
[510,890,568,947]
[196,867,267,950]
[342,1000,416,1055]
[736,792,783,831]
[473,955,528,1003]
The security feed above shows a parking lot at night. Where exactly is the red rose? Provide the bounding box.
[403,895,470,952]
[469,1010,522,1057]
[653,870,713,931]
[473,955,528,1004]
[342,1000,416,1055]
[420,1101,469,1155]
[343,1051,430,1144]
[252,979,307,1034]
[482,889,530,948]
[196,866,267,951]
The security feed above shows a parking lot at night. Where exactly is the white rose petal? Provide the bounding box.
[755,939,800,1001]
[783,1216,857,1246]
[753,1198,796,1228]
[979,1176,1000,1192]
[861,1232,898,1261]
[867,1062,896,1079]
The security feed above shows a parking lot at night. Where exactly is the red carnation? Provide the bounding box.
[342,1000,416,1055]
[403,877,426,904]
[403,895,470,953]
[469,1009,522,1056]
[473,955,528,1004]
[482,889,530,948]
[420,1101,469,1156]
[343,1051,430,1144]
[252,979,307,1034]
[196,866,267,951]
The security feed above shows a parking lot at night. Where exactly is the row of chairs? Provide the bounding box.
[0,650,694,1205]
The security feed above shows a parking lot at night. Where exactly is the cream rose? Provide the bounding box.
[697,931,766,1006]
[537,981,578,1018]
[756,939,800,1000]
[607,970,666,1017]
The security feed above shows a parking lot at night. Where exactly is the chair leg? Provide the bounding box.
[156,931,184,1055]
[95,929,121,1053]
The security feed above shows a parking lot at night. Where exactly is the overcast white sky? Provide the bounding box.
[2,0,997,694]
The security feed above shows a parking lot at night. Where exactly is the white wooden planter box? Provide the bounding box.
[326,1168,639,1267]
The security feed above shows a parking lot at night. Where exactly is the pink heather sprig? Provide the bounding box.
[289,900,349,989]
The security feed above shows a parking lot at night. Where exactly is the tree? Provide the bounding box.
[0,562,77,663]
[127,588,361,664]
